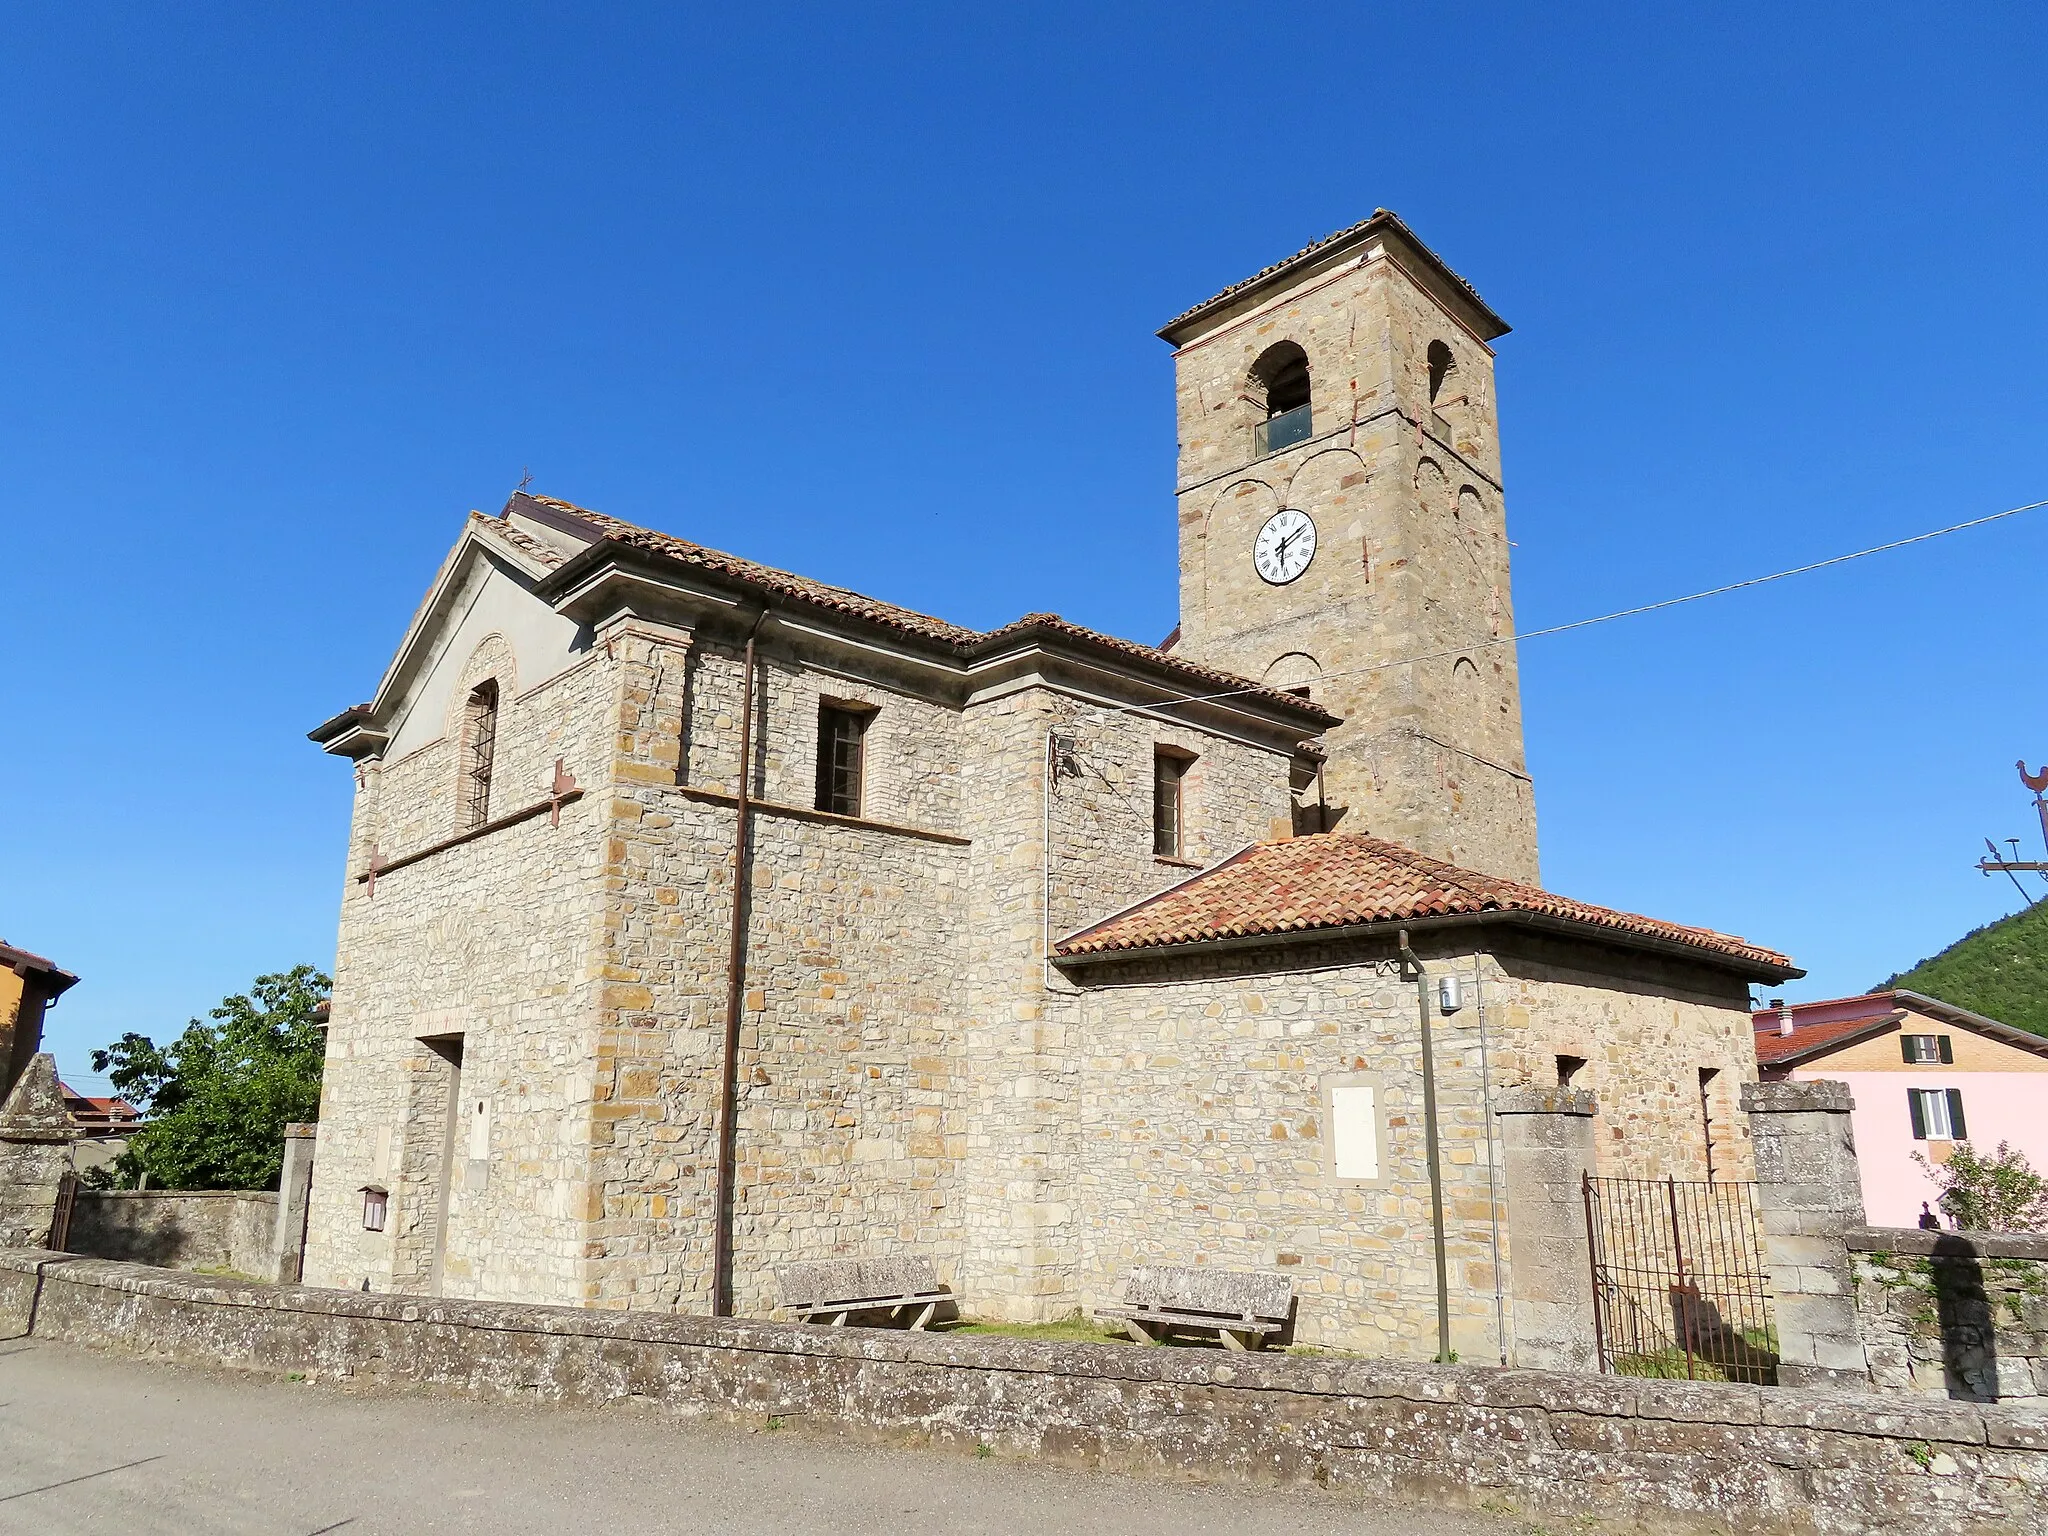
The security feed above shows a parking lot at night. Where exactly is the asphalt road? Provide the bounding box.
[0,1338,1539,1535]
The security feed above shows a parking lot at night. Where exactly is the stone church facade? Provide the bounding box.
[305,212,1799,1361]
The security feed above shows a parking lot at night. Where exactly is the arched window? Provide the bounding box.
[1427,340,1456,403]
[1250,342,1313,456]
[461,679,499,829]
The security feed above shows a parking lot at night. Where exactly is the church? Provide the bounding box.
[304,211,1799,1360]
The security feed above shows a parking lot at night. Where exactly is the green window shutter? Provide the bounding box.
[1901,1034,1915,1064]
[1938,1035,1954,1064]
[1908,1089,1927,1140]
[1947,1089,1967,1141]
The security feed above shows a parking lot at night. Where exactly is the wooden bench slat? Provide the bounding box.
[1097,1265,1294,1351]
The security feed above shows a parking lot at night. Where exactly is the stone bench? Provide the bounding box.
[1095,1265,1294,1351]
[776,1258,950,1329]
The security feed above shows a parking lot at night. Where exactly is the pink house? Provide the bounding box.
[1754,991,2048,1228]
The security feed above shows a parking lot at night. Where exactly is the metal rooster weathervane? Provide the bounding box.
[1976,761,2048,903]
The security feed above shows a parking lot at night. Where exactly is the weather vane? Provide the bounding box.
[1976,761,2048,902]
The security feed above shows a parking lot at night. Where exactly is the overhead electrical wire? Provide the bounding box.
[1071,495,2048,724]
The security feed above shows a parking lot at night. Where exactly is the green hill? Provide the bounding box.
[1881,899,2048,1038]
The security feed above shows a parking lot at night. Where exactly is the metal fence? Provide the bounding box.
[1582,1174,1777,1384]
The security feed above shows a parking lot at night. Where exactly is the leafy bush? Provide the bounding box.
[1912,1140,2048,1232]
[87,965,328,1191]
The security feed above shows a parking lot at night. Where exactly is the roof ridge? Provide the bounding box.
[509,494,1334,719]
[1055,829,1795,976]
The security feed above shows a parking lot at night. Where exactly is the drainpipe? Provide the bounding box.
[712,608,768,1317]
[1398,927,1453,1364]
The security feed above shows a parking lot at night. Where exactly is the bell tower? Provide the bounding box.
[1161,211,1539,883]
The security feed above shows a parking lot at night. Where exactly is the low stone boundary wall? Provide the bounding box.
[3,1252,2046,1533]
[1851,1227,2048,1403]
[66,1191,279,1277]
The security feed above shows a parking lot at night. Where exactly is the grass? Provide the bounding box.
[941,1316,1134,1344]
[188,1265,264,1282]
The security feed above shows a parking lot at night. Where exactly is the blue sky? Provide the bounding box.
[7,4,2047,1088]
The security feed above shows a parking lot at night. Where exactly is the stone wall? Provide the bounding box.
[1169,239,1538,884]
[305,642,616,1301]
[4,1250,2045,1535]
[67,1191,279,1277]
[1853,1228,2048,1403]
[0,1053,71,1249]
[1061,928,1762,1360]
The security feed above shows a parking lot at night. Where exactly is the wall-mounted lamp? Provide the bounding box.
[1436,974,1463,1015]
[360,1185,388,1232]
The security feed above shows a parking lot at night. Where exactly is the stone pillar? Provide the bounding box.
[1743,1079,1868,1390]
[0,1054,74,1249]
[271,1123,318,1283]
[1496,1086,1598,1371]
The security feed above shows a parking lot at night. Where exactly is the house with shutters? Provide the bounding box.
[1753,990,2048,1227]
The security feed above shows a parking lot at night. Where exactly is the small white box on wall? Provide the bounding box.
[1325,1073,1387,1185]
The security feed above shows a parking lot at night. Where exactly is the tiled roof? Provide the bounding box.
[1753,1009,1898,1067]
[514,495,1335,722]
[1752,990,2048,1066]
[526,495,984,646]
[1159,209,1501,339]
[1055,832,1798,974]
[489,516,567,568]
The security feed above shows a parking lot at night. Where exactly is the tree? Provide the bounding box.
[1912,1141,2048,1233]
[89,965,329,1191]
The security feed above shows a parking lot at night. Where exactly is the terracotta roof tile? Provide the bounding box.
[1752,1007,1899,1066]
[527,495,984,646]
[515,495,1334,722]
[490,517,566,568]
[1159,209,1500,339]
[1056,832,1797,974]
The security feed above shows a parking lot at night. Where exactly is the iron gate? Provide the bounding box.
[1582,1174,1777,1384]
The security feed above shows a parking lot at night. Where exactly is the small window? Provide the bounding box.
[1901,1033,1952,1065]
[360,1185,389,1232]
[1908,1087,1967,1142]
[1698,1068,1720,1182]
[461,680,500,829]
[1153,748,1192,858]
[1556,1054,1587,1090]
[815,704,869,817]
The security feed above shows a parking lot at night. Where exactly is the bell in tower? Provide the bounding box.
[1160,211,1539,884]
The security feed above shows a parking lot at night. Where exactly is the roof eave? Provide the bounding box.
[1056,907,1801,983]
[1890,990,2048,1057]
[1158,210,1511,348]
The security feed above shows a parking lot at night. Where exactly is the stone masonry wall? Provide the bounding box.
[1066,937,1503,1360]
[1480,933,1761,1183]
[1171,245,1537,884]
[7,1250,2047,1535]
[1063,931,1764,1360]
[954,686,1298,1321]
[305,645,615,1300]
[1853,1228,2048,1403]
[67,1190,279,1277]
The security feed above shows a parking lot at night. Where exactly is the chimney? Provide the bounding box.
[1772,998,1794,1037]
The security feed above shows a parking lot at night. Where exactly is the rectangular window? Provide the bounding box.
[1153,748,1191,858]
[461,680,500,830]
[815,704,869,817]
[1909,1087,1967,1141]
[1329,1079,1381,1181]
[1901,1034,1951,1065]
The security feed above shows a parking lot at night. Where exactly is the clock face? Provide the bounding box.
[1253,509,1317,585]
